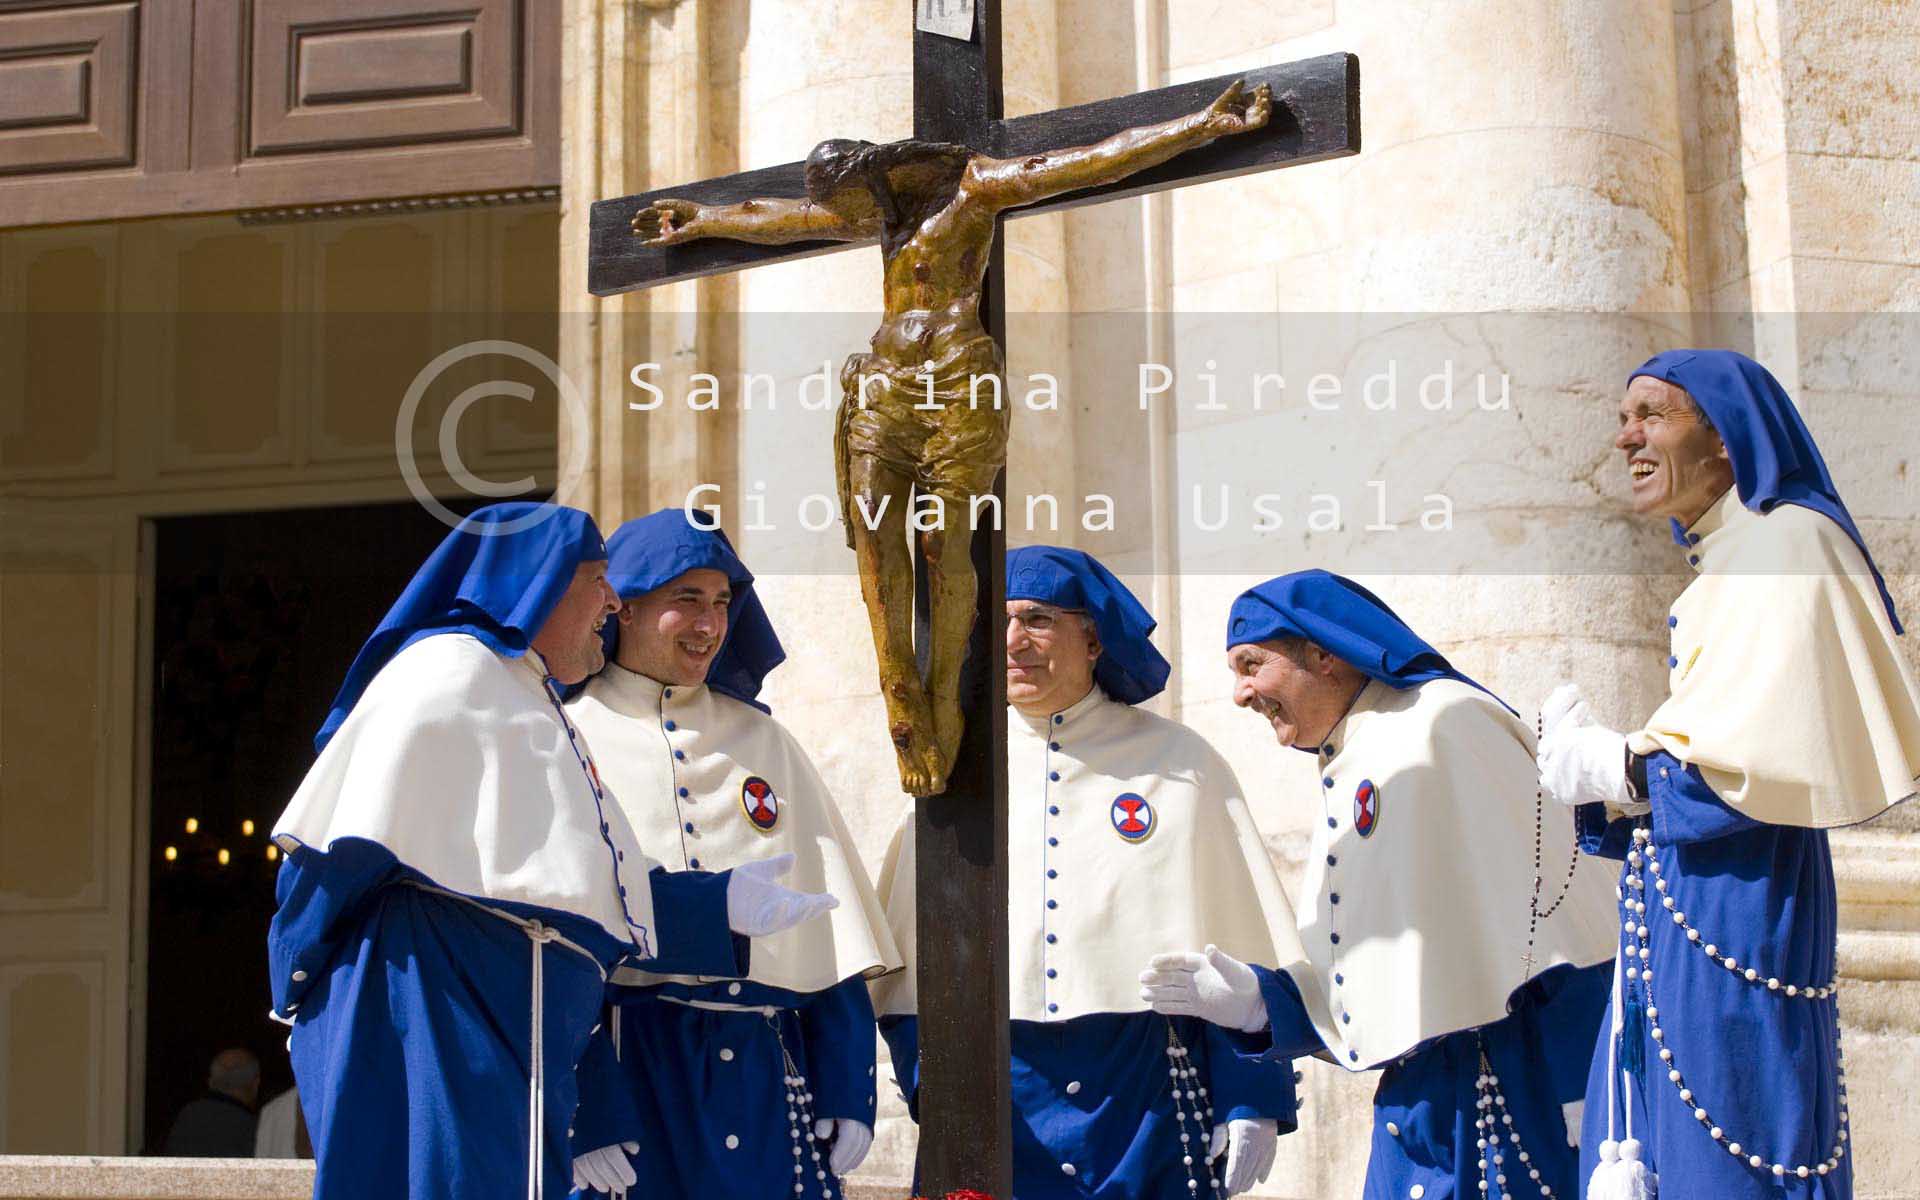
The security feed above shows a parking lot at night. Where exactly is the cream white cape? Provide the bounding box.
[569,665,900,993]
[1286,678,1618,1071]
[1628,490,1920,828]
[871,688,1303,1023]
[272,633,659,948]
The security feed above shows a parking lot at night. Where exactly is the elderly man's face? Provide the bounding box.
[1616,375,1734,525]
[529,560,619,686]
[617,568,731,686]
[1228,639,1356,750]
[1006,601,1099,716]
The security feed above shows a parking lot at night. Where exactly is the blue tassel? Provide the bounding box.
[1621,989,1646,1079]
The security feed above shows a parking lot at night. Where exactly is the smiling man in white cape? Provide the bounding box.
[1142,570,1618,1200]
[268,502,834,1200]
[1541,350,1920,1198]
[563,509,900,1199]
[875,546,1301,1198]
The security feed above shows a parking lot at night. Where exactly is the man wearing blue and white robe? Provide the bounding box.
[1540,351,1920,1198]
[267,502,836,1200]
[564,510,902,1198]
[1144,571,1618,1200]
[875,546,1301,1198]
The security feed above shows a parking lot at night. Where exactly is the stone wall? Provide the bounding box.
[560,1,1920,1196]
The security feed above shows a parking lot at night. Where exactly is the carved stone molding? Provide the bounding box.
[237,187,560,226]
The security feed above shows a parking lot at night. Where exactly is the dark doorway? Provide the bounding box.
[141,496,508,1154]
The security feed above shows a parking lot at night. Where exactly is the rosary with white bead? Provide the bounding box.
[1619,824,1850,1181]
[1473,1047,1556,1198]
[1164,1023,1225,1197]
[770,1013,838,1200]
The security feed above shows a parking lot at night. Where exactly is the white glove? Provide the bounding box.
[1209,1118,1279,1196]
[1538,680,1590,739]
[1138,945,1269,1034]
[725,853,838,937]
[1537,683,1629,809]
[571,1141,637,1195]
[812,1117,874,1175]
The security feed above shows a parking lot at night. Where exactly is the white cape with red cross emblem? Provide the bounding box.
[1288,677,1619,1071]
[870,687,1304,1022]
[568,664,901,993]
[272,633,662,945]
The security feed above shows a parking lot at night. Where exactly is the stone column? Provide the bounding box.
[1144,2,1693,1194]
[694,0,919,1186]
[558,0,733,526]
[1001,0,1079,545]
[1323,0,1694,711]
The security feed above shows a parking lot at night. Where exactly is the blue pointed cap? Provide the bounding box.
[598,509,785,710]
[1007,545,1170,705]
[1629,349,1900,633]
[316,502,606,751]
[1226,570,1514,715]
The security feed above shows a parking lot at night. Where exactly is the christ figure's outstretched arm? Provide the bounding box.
[965,80,1272,212]
[632,196,880,246]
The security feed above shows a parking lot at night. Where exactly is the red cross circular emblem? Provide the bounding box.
[1110,792,1155,843]
[741,776,779,832]
[1354,779,1380,838]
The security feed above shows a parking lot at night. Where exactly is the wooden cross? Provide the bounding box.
[589,8,1358,1195]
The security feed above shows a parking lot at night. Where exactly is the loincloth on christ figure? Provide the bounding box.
[833,332,1008,548]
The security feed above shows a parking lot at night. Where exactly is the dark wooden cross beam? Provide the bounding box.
[586,48,1360,295]
[587,10,1357,1197]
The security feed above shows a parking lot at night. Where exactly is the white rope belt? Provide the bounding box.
[656,993,783,1017]
[402,883,605,1200]
[643,998,828,1199]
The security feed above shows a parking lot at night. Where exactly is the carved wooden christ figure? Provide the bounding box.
[633,80,1272,796]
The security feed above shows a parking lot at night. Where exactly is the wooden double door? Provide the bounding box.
[0,0,559,229]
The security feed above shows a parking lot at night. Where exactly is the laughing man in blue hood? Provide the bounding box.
[875,546,1302,1198]
[1539,351,1920,1197]
[1143,570,1617,1200]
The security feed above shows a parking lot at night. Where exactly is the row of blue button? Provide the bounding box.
[1318,745,1359,1063]
[546,676,646,938]
[1043,711,1066,1013]
[660,690,702,868]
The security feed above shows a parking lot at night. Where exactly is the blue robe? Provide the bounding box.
[1250,961,1607,1200]
[882,1011,1294,1199]
[269,838,744,1200]
[1576,751,1852,1197]
[570,973,878,1199]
